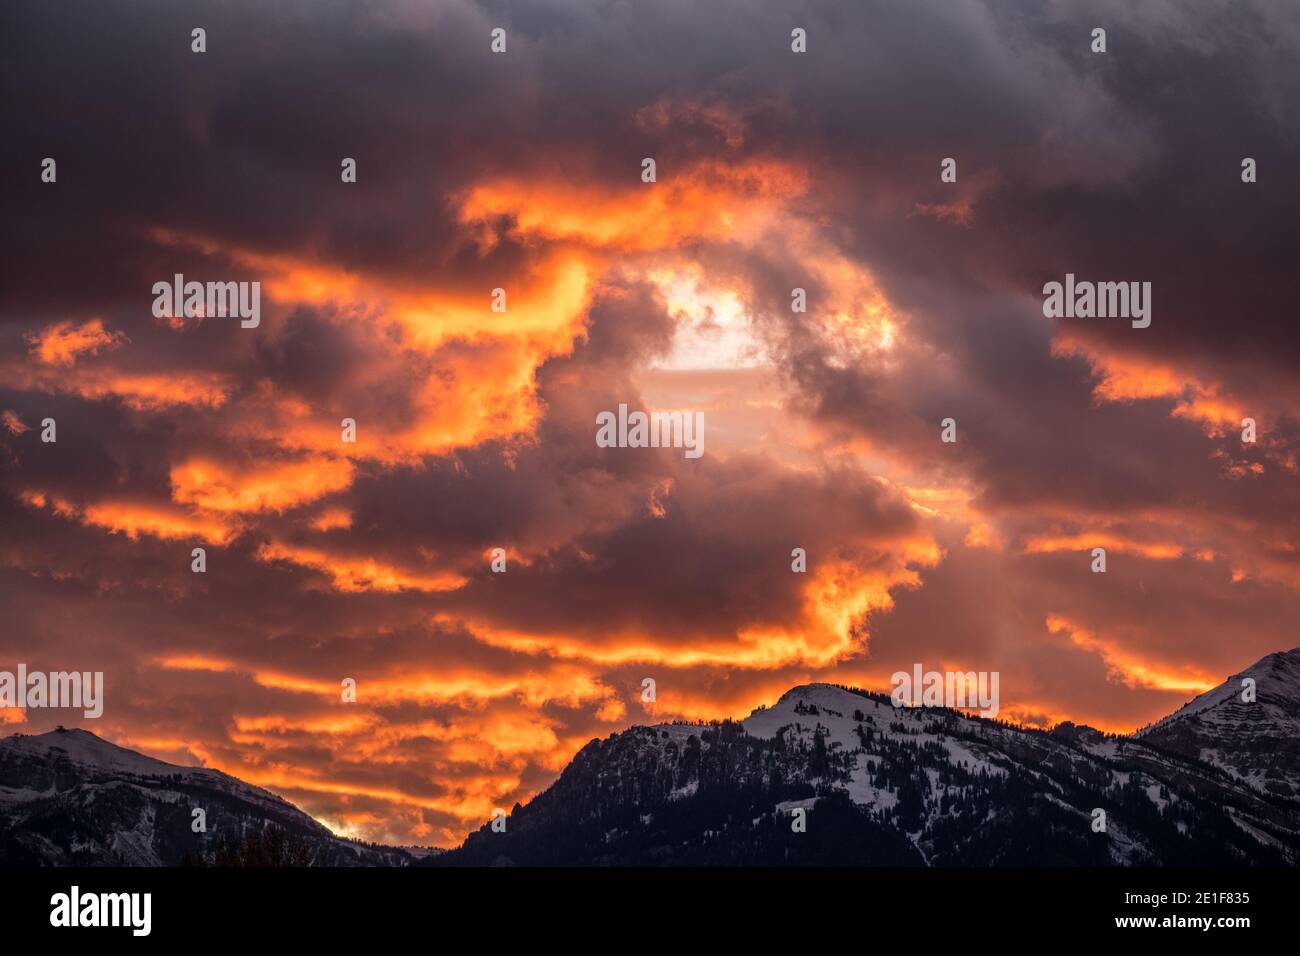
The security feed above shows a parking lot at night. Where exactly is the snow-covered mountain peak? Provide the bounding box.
[1138,647,1300,800]
[0,725,299,818]
[5,727,185,777]
[1140,647,1300,734]
[742,683,888,741]
[773,682,861,706]
[0,726,413,866]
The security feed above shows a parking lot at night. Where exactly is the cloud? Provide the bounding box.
[25,318,127,367]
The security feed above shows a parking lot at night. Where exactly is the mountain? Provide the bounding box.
[434,650,1300,866]
[1138,649,1300,800]
[0,727,412,866]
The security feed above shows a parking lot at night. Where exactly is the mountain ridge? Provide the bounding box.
[434,647,1300,866]
[3,647,1298,865]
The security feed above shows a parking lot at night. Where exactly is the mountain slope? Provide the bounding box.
[436,651,1300,866]
[0,727,410,866]
[1139,649,1300,800]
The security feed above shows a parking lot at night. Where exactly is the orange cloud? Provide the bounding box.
[21,491,235,544]
[171,455,354,514]
[1024,531,1184,560]
[310,507,353,531]
[81,499,236,544]
[154,653,617,712]
[148,230,593,462]
[25,318,127,366]
[143,653,626,834]
[456,543,940,671]
[255,541,467,593]
[1046,615,1217,693]
[153,654,238,673]
[456,158,807,252]
[1,410,29,435]
[1052,334,1250,431]
[137,154,817,480]
[2,361,229,410]
[232,712,380,738]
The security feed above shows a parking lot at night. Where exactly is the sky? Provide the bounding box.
[2,0,1299,846]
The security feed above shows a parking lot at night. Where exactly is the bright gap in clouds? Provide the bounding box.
[647,266,769,372]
